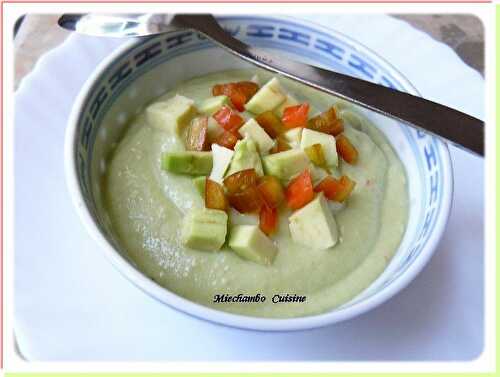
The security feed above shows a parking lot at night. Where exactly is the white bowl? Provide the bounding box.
[65,16,453,331]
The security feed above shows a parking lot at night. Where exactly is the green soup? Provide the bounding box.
[103,69,408,318]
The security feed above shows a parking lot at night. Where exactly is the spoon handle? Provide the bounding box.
[174,14,484,156]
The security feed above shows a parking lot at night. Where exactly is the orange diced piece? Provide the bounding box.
[213,106,244,133]
[212,81,259,111]
[227,185,263,214]
[314,175,356,202]
[185,116,209,151]
[205,178,228,211]
[257,175,285,209]
[255,111,285,138]
[308,107,344,136]
[282,103,310,128]
[213,130,240,150]
[336,134,358,164]
[259,205,278,235]
[285,169,314,210]
[336,176,356,202]
[223,169,258,195]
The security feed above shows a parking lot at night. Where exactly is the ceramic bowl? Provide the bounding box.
[65,16,453,331]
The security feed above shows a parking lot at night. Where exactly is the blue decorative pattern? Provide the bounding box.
[74,17,445,308]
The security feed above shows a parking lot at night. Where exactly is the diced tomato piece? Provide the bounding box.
[308,107,344,136]
[314,176,343,200]
[185,116,209,151]
[229,89,247,112]
[205,178,228,211]
[259,205,278,235]
[235,81,260,98]
[257,175,285,208]
[314,175,356,202]
[304,143,329,172]
[282,103,310,128]
[336,134,358,164]
[228,185,263,214]
[285,169,314,210]
[212,81,259,111]
[213,106,244,133]
[255,111,285,138]
[213,130,240,150]
[223,169,258,195]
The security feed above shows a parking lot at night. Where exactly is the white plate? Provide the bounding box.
[15,14,484,361]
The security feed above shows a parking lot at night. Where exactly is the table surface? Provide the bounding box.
[14,14,484,89]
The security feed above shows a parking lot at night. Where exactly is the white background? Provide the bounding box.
[4,3,495,373]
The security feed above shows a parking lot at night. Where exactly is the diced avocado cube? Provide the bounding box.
[238,118,275,155]
[245,77,286,114]
[228,225,278,265]
[281,127,303,148]
[207,116,223,140]
[146,95,196,135]
[262,149,309,181]
[226,138,264,176]
[192,176,207,196]
[161,151,213,175]
[289,193,338,250]
[274,93,299,117]
[181,208,228,251]
[300,128,338,168]
[309,163,328,185]
[198,95,230,115]
[209,144,234,183]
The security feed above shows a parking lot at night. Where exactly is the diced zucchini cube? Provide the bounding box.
[228,225,278,265]
[192,176,207,196]
[238,118,275,155]
[198,95,231,115]
[161,151,213,175]
[300,128,338,167]
[207,116,223,140]
[181,208,228,251]
[245,77,286,114]
[274,93,299,117]
[281,127,303,148]
[209,144,234,183]
[226,138,264,177]
[262,149,309,181]
[288,193,338,250]
[146,95,196,135]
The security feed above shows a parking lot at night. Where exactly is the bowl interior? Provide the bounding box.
[71,16,451,322]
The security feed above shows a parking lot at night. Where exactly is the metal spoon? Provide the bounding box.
[58,13,484,156]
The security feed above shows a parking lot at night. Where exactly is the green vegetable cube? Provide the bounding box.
[182,208,228,251]
[161,151,213,175]
[288,193,338,250]
[146,95,196,135]
[228,225,278,265]
[262,149,309,181]
[198,95,230,115]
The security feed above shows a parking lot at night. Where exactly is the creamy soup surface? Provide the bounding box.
[103,69,408,318]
